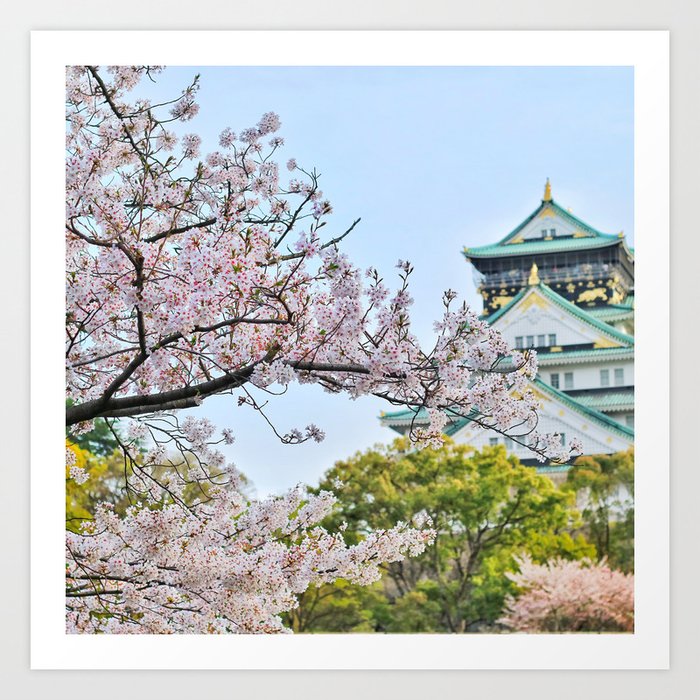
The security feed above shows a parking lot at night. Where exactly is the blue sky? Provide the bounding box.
[140,66,633,496]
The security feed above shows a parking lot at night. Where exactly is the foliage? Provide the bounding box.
[284,580,387,633]
[68,415,120,456]
[300,441,594,633]
[499,556,634,632]
[65,439,254,528]
[65,442,132,532]
[564,450,634,571]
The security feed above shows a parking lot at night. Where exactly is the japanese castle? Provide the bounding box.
[381,181,635,476]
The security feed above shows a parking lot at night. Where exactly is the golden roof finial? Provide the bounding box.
[528,262,540,286]
[543,178,552,202]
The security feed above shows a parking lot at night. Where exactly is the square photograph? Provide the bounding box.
[64,64,635,637]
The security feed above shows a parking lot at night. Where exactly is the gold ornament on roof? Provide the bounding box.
[528,262,540,286]
[543,178,552,202]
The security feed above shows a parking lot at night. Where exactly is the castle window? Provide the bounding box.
[489,437,499,446]
[560,433,566,445]
[541,229,548,238]
[625,415,634,428]
[548,334,557,346]
[537,334,546,347]
[614,368,624,386]
[550,228,557,237]
[550,373,560,389]
[515,336,523,349]
[526,335,534,347]
[564,372,574,389]
[600,369,610,387]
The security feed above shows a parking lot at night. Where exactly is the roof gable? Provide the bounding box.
[498,198,616,246]
[379,378,634,447]
[463,184,630,259]
[485,283,634,348]
[530,377,634,439]
[446,377,634,454]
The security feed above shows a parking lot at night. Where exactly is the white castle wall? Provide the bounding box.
[451,388,633,458]
[492,299,626,350]
[539,359,634,391]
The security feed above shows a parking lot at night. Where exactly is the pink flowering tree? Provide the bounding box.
[498,556,634,633]
[64,66,581,633]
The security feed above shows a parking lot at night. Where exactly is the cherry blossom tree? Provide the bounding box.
[498,556,634,633]
[64,65,581,633]
[66,463,433,633]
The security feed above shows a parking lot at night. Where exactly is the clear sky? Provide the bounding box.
[138,66,633,497]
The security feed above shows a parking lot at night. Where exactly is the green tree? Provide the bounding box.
[563,449,634,572]
[285,581,387,633]
[70,418,119,456]
[304,440,593,633]
[66,440,253,532]
[65,442,134,531]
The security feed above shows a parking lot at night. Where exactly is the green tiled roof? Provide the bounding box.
[572,391,634,411]
[463,198,625,259]
[378,411,472,437]
[586,298,635,323]
[378,408,473,438]
[537,346,634,365]
[484,283,635,347]
[464,234,622,259]
[379,380,634,441]
[483,347,634,369]
[533,378,634,439]
[536,464,572,474]
[586,306,634,321]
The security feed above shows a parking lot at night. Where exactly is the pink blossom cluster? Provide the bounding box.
[499,555,634,633]
[66,474,434,633]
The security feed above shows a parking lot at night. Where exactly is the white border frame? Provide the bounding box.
[30,30,669,670]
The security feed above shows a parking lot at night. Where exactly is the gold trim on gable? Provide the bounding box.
[520,292,548,310]
[593,337,620,349]
[527,386,549,403]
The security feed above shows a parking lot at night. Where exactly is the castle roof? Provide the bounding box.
[463,182,633,260]
[573,390,635,413]
[380,375,634,443]
[482,281,634,347]
[536,346,635,366]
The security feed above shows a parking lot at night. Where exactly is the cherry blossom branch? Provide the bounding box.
[144,216,217,243]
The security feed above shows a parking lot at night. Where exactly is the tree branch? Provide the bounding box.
[145,217,217,243]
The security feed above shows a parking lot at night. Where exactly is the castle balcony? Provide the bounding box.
[477,261,632,291]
